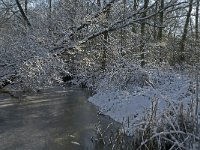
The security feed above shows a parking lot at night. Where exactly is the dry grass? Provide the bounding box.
[132,97,199,150]
[94,96,200,150]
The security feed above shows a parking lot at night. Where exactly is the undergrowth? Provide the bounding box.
[132,97,199,150]
[94,97,200,150]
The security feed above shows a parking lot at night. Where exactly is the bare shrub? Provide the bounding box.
[132,98,199,150]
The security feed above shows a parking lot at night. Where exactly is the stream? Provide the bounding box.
[0,87,121,150]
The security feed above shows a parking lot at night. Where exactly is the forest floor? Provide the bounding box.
[88,67,197,136]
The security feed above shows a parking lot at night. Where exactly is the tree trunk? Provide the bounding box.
[102,13,109,70]
[157,0,164,41]
[48,0,52,31]
[15,0,31,27]
[195,0,199,130]
[195,0,199,40]
[153,0,158,40]
[25,0,28,15]
[132,0,138,33]
[158,0,164,63]
[49,0,52,18]
[97,0,109,70]
[120,0,126,55]
[140,0,149,67]
[179,0,193,62]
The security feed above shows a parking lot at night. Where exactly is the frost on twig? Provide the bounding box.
[133,99,199,150]
[0,34,68,91]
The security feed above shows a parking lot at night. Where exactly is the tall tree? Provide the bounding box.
[120,0,127,55]
[97,0,110,70]
[179,0,193,62]
[15,0,31,27]
[158,0,164,41]
[158,0,164,63]
[48,0,52,31]
[132,0,138,33]
[195,0,199,132]
[25,0,28,15]
[140,0,149,67]
[49,0,52,19]
[153,0,158,39]
[195,0,199,40]
[103,4,109,70]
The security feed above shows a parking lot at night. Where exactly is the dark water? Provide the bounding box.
[0,87,120,150]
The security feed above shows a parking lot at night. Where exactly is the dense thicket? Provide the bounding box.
[0,1,200,149]
[0,0,199,89]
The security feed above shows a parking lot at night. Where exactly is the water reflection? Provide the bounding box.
[0,87,120,150]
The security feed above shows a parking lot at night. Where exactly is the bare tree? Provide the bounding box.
[25,0,28,15]
[132,0,138,33]
[157,0,164,41]
[195,0,199,40]
[158,0,164,63]
[179,0,193,62]
[195,0,199,131]
[15,0,31,27]
[140,0,149,67]
[153,0,158,39]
